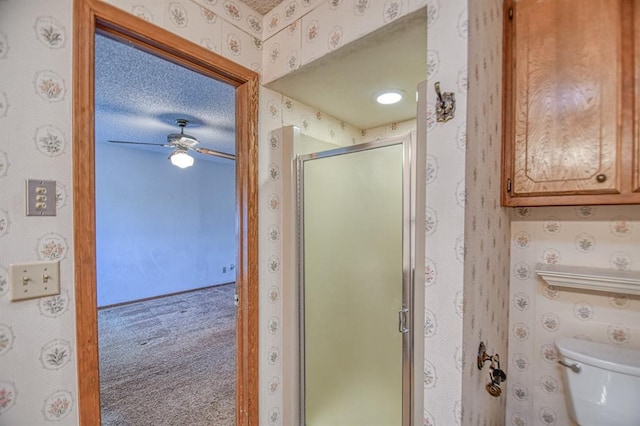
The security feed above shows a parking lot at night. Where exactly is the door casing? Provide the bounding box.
[73,1,259,424]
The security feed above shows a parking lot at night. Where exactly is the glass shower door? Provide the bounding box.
[298,137,409,426]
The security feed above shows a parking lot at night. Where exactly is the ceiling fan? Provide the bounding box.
[107,118,235,168]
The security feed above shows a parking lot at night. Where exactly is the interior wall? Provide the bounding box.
[507,205,640,426]
[95,143,236,307]
[421,0,469,424]
[0,1,511,425]
[0,2,77,423]
[0,0,260,422]
[108,0,263,71]
[260,3,480,425]
[258,3,429,423]
[462,0,511,424]
[260,0,428,84]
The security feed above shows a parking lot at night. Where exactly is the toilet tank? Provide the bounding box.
[555,337,640,426]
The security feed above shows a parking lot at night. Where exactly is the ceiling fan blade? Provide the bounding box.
[108,140,169,147]
[195,147,235,160]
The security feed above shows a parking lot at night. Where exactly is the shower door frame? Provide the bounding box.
[296,132,424,426]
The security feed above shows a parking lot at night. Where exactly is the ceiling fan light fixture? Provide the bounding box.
[167,133,199,148]
[170,150,194,168]
[178,135,198,147]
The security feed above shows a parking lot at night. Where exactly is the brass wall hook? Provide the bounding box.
[434,82,456,122]
[478,342,507,397]
[477,341,492,369]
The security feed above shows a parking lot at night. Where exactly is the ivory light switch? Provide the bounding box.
[9,260,60,301]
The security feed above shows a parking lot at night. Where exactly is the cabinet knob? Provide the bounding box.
[596,174,607,183]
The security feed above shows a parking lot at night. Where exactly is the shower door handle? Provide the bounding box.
[398,308,409,334]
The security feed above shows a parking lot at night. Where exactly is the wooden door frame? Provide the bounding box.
[73,1,259,425]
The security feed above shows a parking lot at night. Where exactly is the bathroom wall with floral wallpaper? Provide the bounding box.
[109,0,264,72]
[0,0,269,423]
[0,2,77,424]
[0,0,437,424]
[258,2,429,424]
[259,1,500,425]
[506,205,640,426]
[418,0,469,424]
[261,0,427,85]
[462,0,511,424]
[3,1,594,426]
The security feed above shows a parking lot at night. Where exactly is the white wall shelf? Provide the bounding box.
[535,263,640,296]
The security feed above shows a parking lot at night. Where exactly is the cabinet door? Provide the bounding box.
[506,0,622,198]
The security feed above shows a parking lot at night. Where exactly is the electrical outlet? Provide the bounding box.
[9,260,60,301]
[230,264,235,271]
[222,266,227,273]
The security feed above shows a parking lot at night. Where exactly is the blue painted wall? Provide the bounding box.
[95,142,236,307]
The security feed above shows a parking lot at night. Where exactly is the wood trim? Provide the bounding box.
[94,11,253,86]
[73,1,100,424]
[503,192,640,207]
[635,0,640,193]
[73,1,259,425]
[501,0,515,207]
[235,77,260,426]
[98,283,235,310]
[620,0,635,195]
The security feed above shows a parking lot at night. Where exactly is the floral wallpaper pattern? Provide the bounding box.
[507,205,640,426]
[462,0,511,424]
[0,0,77,424]
[107,0,263,72]
[262,0,428,84]
[421,0,473,424]
[7,0,627,425]
[0,1,432,424]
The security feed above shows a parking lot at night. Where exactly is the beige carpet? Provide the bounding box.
[98,284,236,425]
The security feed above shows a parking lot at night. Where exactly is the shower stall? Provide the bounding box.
[280,104,426,425]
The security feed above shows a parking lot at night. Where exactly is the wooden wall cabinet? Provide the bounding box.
[502,0,640,206]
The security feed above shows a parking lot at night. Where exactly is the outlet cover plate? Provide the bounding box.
[9,260,61,301]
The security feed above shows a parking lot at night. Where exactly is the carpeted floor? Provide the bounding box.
[98,284,236,425]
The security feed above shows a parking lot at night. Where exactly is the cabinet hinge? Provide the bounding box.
[508,7,513,20]
[507,179,512,193]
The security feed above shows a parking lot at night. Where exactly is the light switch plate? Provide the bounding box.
[9,260,60,301]
[26,179,56,216]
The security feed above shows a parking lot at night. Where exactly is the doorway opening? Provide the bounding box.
[94,31,238,423]
[73,2,259,425]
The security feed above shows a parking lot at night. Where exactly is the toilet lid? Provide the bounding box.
[555,337,640,376]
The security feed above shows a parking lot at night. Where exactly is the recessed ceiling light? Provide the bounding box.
[375,89,405,105]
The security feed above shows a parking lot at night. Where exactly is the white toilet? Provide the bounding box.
[555,337,640,426]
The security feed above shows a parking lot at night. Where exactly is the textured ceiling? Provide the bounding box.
[94,34,236,161]
[241,0,285,15]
